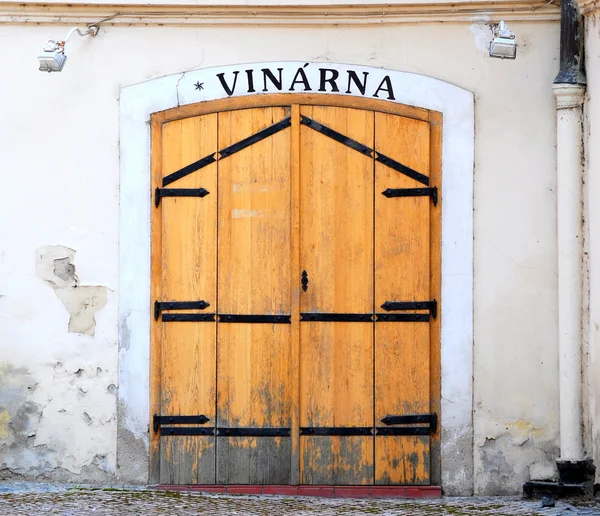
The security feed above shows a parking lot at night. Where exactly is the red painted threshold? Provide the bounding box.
[154,485,442,498]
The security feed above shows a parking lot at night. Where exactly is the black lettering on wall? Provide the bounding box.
[318,68,340,92]
[289,66,312,91]
[261,68,284,91]
[245,69,256,93]
[217,71,240,96]
[373,75,396,100]
[345,71,369,95]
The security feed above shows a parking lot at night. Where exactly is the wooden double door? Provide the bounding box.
[150,98,441,486]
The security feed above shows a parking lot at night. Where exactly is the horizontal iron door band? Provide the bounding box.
[300,313,431,322]
[300,427,373,436]
[153,414,210,432]
[158,427,434,436]
[156,426,291,437]
[218,314,291,324]
[154,187,210,207]
[162,313,216,322]
[376,427,432,436]
[161,116,292,187]
[382,187,437,205]
[376,314,430,322]
[160,427,216,436]
[380,300,437,319]
[381,413,438,432]
[217,428,291,437]
[300,115,429,186]
[154,300,210,320]
[159,313,430,323]
[301,313,373,322]
[157,312,291,323]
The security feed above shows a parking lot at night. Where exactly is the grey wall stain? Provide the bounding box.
[116,400,148,484]
[477,434,559,495]
[119,312,131,351]
[35,245,107,336]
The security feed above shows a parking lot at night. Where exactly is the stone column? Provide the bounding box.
[553,83,585,462]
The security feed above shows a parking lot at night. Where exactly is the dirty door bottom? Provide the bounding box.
[153,485,442,498]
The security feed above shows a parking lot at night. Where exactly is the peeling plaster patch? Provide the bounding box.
[476,433,559,494]
[0,361,117,482]
[35,246,107,336]
[54,287,107,336]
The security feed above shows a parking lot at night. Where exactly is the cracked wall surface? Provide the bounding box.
[0,242,117,480]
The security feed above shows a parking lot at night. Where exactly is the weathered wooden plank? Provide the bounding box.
[374,112,432,485]
[299,105,375,485]
[217,437,291,484]
[428,110,443,486]
[290,104,301,485]
[158,115,218,484]
[160,436,216,484]
[149,115,163,484]
[216,107,293,484]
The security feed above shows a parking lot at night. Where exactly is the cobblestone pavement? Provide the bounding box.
[0,484,599,515]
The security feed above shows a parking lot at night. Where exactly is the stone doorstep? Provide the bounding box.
[153,485,442,498]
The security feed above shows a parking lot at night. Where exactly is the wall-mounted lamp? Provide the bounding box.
[489,21,517,60]
[38,26,99,72]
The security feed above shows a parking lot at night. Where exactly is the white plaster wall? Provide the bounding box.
[0,21,559,494]
[584,11,600,484]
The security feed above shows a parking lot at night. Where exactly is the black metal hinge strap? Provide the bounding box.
[380,300,437,319]
[382,187,437,206]
[155,187,209,207]
[219,117,291,159]
[375,153,430,186]
[301,313,373,322]
[154,300,210,320]
[153,414,210,433]
[376,427,431,436]
[217,428,291,437]
[162,313,216,322]
[218,314,291,324]
[300,427,373,436]
[300,115,374,158]
[376,314,430,322]
[381,413,438,433]
[162,153,216,187]
[160,427,215,436]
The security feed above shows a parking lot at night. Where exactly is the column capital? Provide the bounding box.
[553,83,585,109]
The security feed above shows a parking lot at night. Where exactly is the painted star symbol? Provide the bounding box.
[194,81,204,91]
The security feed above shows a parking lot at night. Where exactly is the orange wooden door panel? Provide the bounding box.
[216,107,293,484]
[299,105,375,485]
[151,100,439,487]
[374,113,432,485]
[159,114,218,484]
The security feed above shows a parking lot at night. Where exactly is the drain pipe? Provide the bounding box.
[552,0,588,476]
